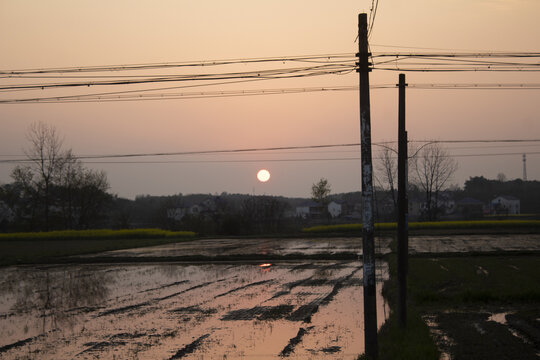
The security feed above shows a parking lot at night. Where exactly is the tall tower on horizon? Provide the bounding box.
[523,154,527,181]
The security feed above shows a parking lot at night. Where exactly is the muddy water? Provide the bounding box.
[79,234,540,260]
[0,261,389,359]
[80,237,392,258]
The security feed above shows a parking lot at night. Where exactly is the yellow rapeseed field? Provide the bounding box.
[0,228,196,241]
[302,220,540,233]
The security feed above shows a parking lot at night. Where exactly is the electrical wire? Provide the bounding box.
[2,139,539,164]
[0,54,356,75]
[0,63,356,91]
[2,82,539,104]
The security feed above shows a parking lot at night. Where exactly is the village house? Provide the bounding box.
[491,195,520,215]
[327,201,342,218]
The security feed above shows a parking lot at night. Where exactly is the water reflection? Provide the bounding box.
[1,261,390,359]
[8,267,111,333]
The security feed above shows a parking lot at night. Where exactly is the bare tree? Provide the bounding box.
[12,122,66,229]
[11,122,110,230]
[412,143,458,220]
[375,145,398,214]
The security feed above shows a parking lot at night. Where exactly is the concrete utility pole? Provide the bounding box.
[357,13,378,359]
[397,73,409,328]
[523,154,527,181]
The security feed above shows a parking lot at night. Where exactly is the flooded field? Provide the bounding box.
[2,234,538,359]
[79,234,540,260]
[0,261,389,359]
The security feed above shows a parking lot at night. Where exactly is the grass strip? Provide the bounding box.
[365,253,440,360]
[408,255,540,305]
[303,219,540,234]
[0,237,195,267]
[0,228,196,241]
[371,252,540,360]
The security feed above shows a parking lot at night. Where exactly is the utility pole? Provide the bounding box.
[397,73,409,328]
[523,154,527,181]
[357,13,378,359]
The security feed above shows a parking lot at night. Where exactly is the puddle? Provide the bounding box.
[0,261,390,359]
[426,311,540,360]
[409,234,540,254]
[73,234,540,263]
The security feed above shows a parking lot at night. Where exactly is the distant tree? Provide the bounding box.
[241,196,289,233]
[375,145,398,218]
[311,178,331,220]
[312,178,331,204]
[497,173,507,182]
[11,122,110,230]
[11,122,66,229]
[411,143,458,220]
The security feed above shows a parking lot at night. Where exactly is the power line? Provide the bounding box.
[0,63,356,91]
[2,83,540,104]
[41,150,540,165]
[0,54,356,75]
[2,139,540,164]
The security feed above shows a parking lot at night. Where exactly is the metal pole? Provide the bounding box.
[357,13,378,359]
[397,73,409,328]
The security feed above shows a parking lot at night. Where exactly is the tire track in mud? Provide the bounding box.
[271,262,356,300]
[95,277,232,318]
[0,334,45,355]
[221,305,294,321]
[268,276,314,300]
[213,279,273,299]
[279,326,315,357]
[221,265,363,323]
[286,266,363,323]
[138,280,190,294]
[77,332,148,356]
[169,334,210,359]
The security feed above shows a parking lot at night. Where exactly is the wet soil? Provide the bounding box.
[0,261,389,359]
[426,309,540,360]
[74,234,540,262]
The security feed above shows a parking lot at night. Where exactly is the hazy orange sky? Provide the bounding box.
[1,0,539,199]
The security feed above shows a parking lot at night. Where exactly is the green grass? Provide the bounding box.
[372,252,540,359]
[0,228,196,266]
[302,219,540,234]
[369,253,440,360]
[0,228,196,241]
[408,256,540,305]
[376,307,440,360]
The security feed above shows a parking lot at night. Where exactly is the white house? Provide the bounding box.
[491,196,520,215]
[295,201,321,219]
[167,208,186,221]
[327,201,342,218]
[0,201,14,223]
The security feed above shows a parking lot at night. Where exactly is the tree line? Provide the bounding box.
[1,123,538,233]
[1,122,111,231]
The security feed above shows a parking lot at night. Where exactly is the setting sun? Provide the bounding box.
[256,169,271,183]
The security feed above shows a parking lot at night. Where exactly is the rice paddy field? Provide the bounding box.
[0,229,539,359]
[0,261,389,359]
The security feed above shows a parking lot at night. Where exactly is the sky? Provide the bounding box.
[1,0,539,199]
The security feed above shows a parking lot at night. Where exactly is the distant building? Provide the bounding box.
[0,201,14,224]
[167,208,186,221]
[295,201,322,219]
[491,196,520,215]
[327,201,342,218]
[456,197,485,219]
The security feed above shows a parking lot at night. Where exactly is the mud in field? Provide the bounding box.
[0,261,389,359]
[408,234,540,254]
[425,309,540,360]
[77,234,540,260]
[78,237,390,258]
